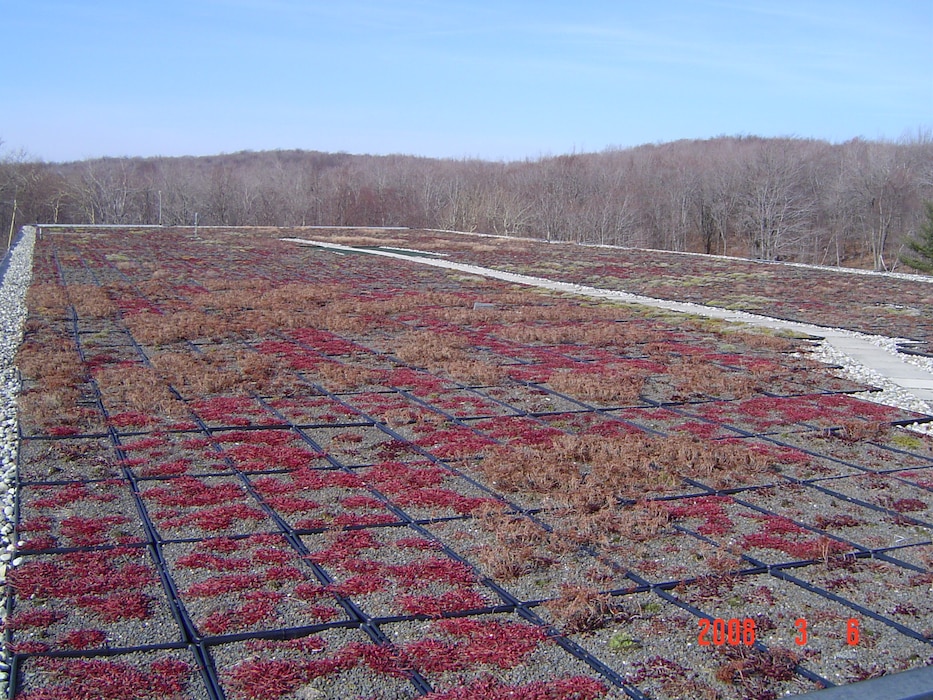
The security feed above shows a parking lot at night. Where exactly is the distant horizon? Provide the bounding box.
[5,1,931,163]
[10,129,933,167]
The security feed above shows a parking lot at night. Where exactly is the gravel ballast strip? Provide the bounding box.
[0,227,36,696]
[288,236,933,428]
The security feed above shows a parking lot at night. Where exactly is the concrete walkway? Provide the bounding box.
[285,238,933,413]
[818,334,933,405]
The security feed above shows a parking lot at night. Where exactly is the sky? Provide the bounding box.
[3,0,931,163]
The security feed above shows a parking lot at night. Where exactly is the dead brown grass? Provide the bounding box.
[489,323,585,345]
[548,367,648,403]
[124,310,233,345]
[198,278,274,295]
[393,329,504,384]
[442,359,505,386]
[552,506,628,547]
[25,284,69,316]
[258,282,349,309]
[94,364,188,419]
[395,330,468,365]
[318,308,383,335]
[469,507,563,581]
[234,350,280,388]
[318,234,409,248]
[67,284,117,318]
[480,443,581,495]
[830,419,893,443]
[314,361,378,391]
[17,388,86,432]
[239,309,321,335]
[480,432,772,507]
[731,329,800,353]
[549,499,671,548]
[542,584,614,634]
[668,356,757,401]
[493,319,654,348]
[16,338,84,389]
[619,500,672,541]
[15,335,90,432]
[150,351,243,396]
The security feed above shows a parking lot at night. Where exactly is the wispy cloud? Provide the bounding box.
[4,0,928,160]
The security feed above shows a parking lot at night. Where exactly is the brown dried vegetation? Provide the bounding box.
[67,284,117,318]
[16,337,83,389]
[548,367,648,403]
[16,389,88,433]
[730,330,801,353]
[469,507,562,581]
[543,584,614,634]
[256,282,350,310]
[395,330,469,365]
[17,334,92,423]
[150,350,243,397]
[124,310,233,346]
[15,330,93,431]
[394,329,504,385]
[94,364,188,419]
[313,361,378,391]
[25,284,69,316]
[441,359,505,386]
[480,432,771,505]
[668,356,757,401]
[492,316,657,349]
[831,419,893,443]
[234,350,281,389]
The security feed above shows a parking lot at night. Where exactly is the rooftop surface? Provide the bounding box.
[3,226,932,699]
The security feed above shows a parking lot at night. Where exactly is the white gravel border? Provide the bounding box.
[0,226,36,694]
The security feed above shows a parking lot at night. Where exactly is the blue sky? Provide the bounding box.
[3,0,931,162]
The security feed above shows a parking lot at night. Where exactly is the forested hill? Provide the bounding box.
[2,135,932,269]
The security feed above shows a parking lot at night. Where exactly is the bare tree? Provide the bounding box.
[840,139,918,270]
[5,136,932,269]
[737,142,815,260]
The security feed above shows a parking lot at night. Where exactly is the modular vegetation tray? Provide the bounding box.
[4,226,932,699]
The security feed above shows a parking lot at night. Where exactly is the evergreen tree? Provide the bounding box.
[900,201,933,273]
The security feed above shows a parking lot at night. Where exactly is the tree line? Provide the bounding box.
[2,134,932,270]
